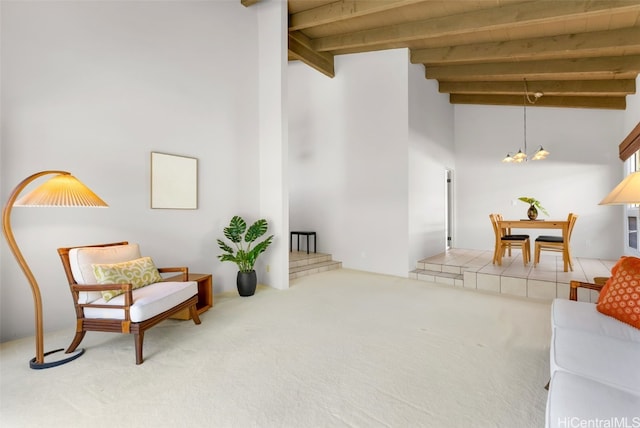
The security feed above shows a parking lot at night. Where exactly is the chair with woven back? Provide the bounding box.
[57,241,201,365]
[534,213,579,271]
[489,213,530,266]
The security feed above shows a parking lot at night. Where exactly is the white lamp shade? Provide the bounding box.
[502,154,514,163]
[513,150,527,161]
[599,172,640,205]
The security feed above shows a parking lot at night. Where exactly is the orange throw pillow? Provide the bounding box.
[596,256,640,329]
[597,256,627,303]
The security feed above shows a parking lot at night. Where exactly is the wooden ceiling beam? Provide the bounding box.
[312,1,640,52]
[288,31,335,78]
[438,80,637,96]
[619,121,640,161]
[450,94,627,110]
[426,55,640,81]
[289,0,425,31]
[411,27,640,65]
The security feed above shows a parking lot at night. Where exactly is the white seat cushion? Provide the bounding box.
[83,281,197,322]
[551,327,640,395]
[69,244,141,304]
[552,299,640,343]
[545,371,640,428]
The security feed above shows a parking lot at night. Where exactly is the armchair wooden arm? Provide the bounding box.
[569,280,605,301]
[159,266,189,281]
[70,283,133,293]
[71,283,134,328]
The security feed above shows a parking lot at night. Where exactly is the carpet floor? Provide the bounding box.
[0,269,551,428]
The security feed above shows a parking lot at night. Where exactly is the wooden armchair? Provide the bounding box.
[57,241,201,364]
[569,277,607,301]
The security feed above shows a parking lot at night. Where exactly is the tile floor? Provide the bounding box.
[411,248,617,302]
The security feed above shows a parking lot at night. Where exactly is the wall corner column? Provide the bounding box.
[257,0,289,290]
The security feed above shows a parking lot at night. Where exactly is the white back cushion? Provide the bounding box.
[551,299,640,343]
[69,244,141,303]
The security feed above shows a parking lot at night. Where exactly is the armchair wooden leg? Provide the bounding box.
[66,330,86,353]
[189,305,202,325]
[135,332,144,365]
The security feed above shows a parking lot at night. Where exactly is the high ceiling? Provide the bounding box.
[285,0,640,110]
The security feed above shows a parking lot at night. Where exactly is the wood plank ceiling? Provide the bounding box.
[285,0,640,110]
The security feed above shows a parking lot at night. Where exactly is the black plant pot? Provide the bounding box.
[237,270,257,297]
[527,204,538,220]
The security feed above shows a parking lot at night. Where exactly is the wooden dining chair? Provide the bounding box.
[497,213,517,257]
[490,213,530,266]
[534,213,579,271]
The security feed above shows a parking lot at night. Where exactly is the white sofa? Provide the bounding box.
[546,282,640,428]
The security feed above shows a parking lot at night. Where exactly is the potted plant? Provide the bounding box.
[518,197,549,220]
[217,215,274,296]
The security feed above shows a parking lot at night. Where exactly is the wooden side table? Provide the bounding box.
[167,273,213,320]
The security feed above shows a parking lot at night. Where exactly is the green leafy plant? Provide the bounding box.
[217,216,274,273]
[518,197,549,216]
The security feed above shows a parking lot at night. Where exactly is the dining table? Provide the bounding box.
[498,219,571,272]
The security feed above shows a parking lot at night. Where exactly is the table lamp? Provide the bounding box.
[2,170,108,369]
[599,171,640,205]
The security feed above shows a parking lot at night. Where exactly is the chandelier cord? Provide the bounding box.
[501,78,548,163]
[523,84,527,155]
[524,78,538,105]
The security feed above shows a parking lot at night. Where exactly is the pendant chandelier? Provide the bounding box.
[502,79,550,163]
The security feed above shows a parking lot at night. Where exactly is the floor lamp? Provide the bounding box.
[1,171,108,369]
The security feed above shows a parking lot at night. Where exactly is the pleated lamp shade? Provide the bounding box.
[599,172,640,205]
[14,174,108,207]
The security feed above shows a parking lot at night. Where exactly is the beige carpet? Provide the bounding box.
[0,269,551,428]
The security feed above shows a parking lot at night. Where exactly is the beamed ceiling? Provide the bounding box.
[281,0,640,110]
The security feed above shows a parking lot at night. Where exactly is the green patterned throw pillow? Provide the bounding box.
[93,256,163,302]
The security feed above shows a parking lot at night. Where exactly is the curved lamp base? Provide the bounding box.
[29,348,84,370]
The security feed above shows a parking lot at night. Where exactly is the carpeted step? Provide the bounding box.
[289,251,332,269]
[290,260,342,280]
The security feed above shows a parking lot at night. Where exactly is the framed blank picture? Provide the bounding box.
[151,152,198,209]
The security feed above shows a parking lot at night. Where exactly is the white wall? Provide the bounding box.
[289,49,456,275]
[0,1,265,341]
[2,1,635,344]
[623,76,640,137]
[288,50,410,276]
[407,63,455,266]
[454,104,624,259]
[257,0,289,289]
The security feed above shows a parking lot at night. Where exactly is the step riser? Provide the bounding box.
[289,251,342,280]
[289,254,332,269]
[409,256,591,302]
[410,269,464,287]
[290,261,342,280]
